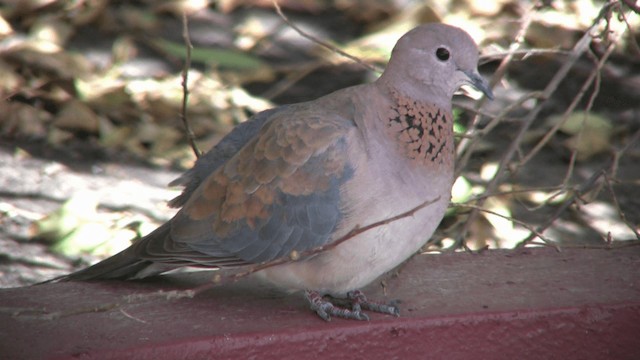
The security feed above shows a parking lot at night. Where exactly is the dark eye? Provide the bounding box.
[436,47,450,61]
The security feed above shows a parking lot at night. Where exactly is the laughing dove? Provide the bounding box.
[57,23,493,321]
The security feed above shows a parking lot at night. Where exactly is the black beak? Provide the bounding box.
[463,70,494,100]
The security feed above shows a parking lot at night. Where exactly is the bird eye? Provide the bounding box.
[436,47,450,61]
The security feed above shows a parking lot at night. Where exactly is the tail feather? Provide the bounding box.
[61,249,152,281]
[49,223,175,282]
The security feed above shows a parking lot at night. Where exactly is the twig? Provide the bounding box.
[455,203,558,249]
[271,0,381,73]
[186,196,440,296]
[454,91,544,177]
[515,170,606,247]
[0,190,172,223]
[518,12,624,167]
[609,129,640,178]
[603,173,640,241]
[450,101,501,121]
[515,128,640,247]
[466,185,565,203]
[180,12,201,158]
[260,61,324,100]
[480,48,574,63]
[37,303,119,320]
[621,0,640,13]
[489,2,537,89]
[617,8,640,57]
[455,1,538,175]
[528,239,640,249]
[455,2,617,250]
[120,308,148,324]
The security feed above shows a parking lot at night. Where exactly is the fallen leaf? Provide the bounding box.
[551,111,613,160]
[53,99,101,133]
[30,191,99,243]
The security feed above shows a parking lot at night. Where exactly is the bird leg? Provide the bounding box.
[304,290,399,321]
[346,290,400,316]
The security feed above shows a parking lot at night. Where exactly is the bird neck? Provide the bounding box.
[380,86,456,169]
[376,72,451,107]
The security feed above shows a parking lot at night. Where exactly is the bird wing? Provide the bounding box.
[168,106,289,208]
[139,103,356,267]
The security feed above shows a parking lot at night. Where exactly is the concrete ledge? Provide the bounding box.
[1,247,639,359]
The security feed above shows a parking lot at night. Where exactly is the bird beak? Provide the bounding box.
[463,70,494,100]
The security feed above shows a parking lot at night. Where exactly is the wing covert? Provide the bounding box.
[167,106,355,265]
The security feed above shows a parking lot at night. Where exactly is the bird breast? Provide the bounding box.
[256,90,456,295]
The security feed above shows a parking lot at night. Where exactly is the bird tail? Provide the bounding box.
[44,223,174,283]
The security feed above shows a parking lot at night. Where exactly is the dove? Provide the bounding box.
[54,23,493,321]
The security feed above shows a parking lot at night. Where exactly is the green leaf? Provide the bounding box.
[153,39,264,69]
[31,192,99,242]
[452,108,467,134]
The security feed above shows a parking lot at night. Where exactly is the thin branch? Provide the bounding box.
[621,0,640,13]
[455,203,558,249]
[528,239,640,249]
[515,170,606,247]
[469,185,565,201]
[603,173,640,241]
[180,12,201,158]
[119,308,148,324]
[480,48,574,63]
[515,128,640,247]
[455,1,538,175]
[455,2,616,250]
[455,91,544,177]
[450,101,501,120]
[489,3,537,89]
[617,9,640,57]
[120,198,440,301]
[187,197,440,296]
[260,61,324,100]
[271,0,381,73]
[518,15,624,167]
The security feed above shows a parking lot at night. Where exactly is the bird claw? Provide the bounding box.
[348,290,400,317]
[304,290,399,321]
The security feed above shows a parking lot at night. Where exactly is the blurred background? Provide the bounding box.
[0,0,638,287]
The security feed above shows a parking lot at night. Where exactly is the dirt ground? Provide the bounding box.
[1,1,639,287]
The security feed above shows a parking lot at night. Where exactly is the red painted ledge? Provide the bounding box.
[1,247,639,360]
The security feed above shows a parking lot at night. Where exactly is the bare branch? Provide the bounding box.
[271,0,381,73]
[455,203,559,249]
[603,174,640,241]
[455,2,618,250]
[187,197,440,296]
[514,128,640,248]
[620,0,640,13]
[180,12,201,158]
[518,17,624,168]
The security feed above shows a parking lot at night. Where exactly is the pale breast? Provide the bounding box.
[256,88,456,295]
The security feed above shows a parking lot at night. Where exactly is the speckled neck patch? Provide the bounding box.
[385,90,454,166]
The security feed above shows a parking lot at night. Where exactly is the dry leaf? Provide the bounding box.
[53,99,101,133]
[552,111,613,161]
[0,102,49,138]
